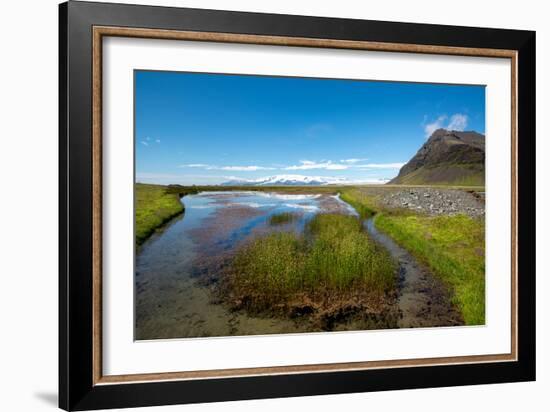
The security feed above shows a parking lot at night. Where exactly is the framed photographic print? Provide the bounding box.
[59,1,536,410]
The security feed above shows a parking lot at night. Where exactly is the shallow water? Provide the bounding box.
[135,191,355,340]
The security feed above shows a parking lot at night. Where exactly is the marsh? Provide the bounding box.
[135,191,373,340]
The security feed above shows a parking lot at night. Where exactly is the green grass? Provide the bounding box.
[268,212,297,225]
[161,184,486,194]
[135,183,197,246]
[392,164,485,186]
[226,214,396,312]
[334,188,485,324]
[166,184,342,195]
[339,189,378,218]
[375,213,485,325]
[450,173,486,187]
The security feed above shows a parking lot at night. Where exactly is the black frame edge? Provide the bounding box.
[59,2,69,410]
[59,1,536,410]
[516,31,536,381]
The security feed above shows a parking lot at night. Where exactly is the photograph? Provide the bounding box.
[134,70,486,340]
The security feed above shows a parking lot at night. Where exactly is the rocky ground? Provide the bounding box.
[373,187,485,218]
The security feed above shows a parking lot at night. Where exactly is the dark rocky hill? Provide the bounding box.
[390,129,485,186]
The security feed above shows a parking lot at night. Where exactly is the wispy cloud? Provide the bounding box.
[178,163,276,171]
[447,114,468,131]
[179,159,404,172]
[340,158,368,164]
[183,163,210,168]
[141,136,161,146]
[285,160,348,170]
[218,165,276,171]
[423,113,469,137]
[424,115,448,137]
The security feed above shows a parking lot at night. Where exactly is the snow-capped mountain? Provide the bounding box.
[220,174,388,186]
[221,174,346,186]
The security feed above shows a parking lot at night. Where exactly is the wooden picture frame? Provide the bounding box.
[59,1,535,410]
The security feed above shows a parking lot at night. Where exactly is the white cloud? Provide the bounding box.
[424,115,448,137]
[141,141,149,146]
[181,163,210,168]
[178,159,404,172]
[340,158,368,164]
[285,160,349,170]
[219,165,276,171]
[178,163,275,171]
[155,139,161,143]
[447,113,468,131]
[424,113,469,137]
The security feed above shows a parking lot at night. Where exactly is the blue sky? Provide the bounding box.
[135,71,485,185]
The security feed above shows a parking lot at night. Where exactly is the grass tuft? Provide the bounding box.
[225,214,396,312]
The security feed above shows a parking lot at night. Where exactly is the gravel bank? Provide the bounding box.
[364,187,485,218]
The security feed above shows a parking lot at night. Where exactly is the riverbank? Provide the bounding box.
[135,183,197,246]
[340,187,485,325]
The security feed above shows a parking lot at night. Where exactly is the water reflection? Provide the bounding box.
[135,191,354,340]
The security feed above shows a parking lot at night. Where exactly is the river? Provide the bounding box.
[135,190,462,340]
[135,191,357,340]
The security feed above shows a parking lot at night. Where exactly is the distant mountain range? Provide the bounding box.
[217,129,484,187]
[221,174,389,186]
[389,129,485,186]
